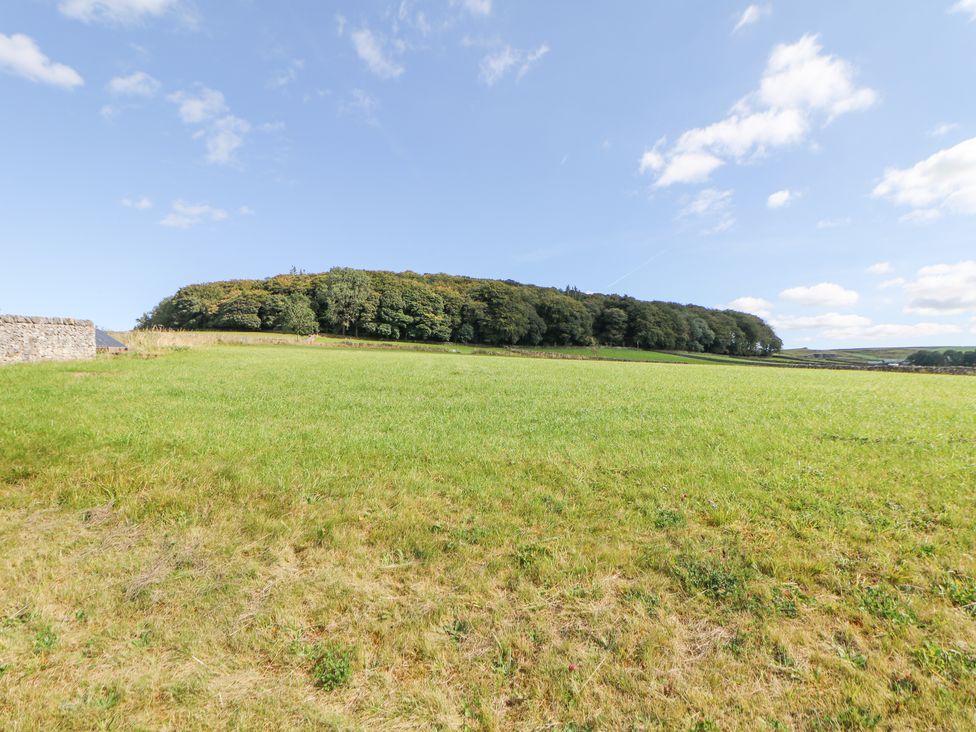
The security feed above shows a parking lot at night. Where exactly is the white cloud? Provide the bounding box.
[774,312,871,331]
[168,86,227,123]
[756,36,877,120]
[780,282,859,307]
[949,0,976,21]
[655,151,725,187]
[121,196,153,209]
[873,137,976,219]
[830,322,961,341]
[840,323,962,341]
[733,4,771,33]
[107,71,159,97]
[204,115,250,165]
[238,205,255,216]
[59,0,180,25]
[643,35,876,187]
[772,312,960,341]
[866,261,893,275]
[479,43,549,85]
[879,277,905,289]
[767,189,795,209]
[902,260,976,315]
[679,188,735,233]
[351,28,404,80]
[724,296,773,318]
[0,33,84,89]
[160,200,229,229]
[168,86,249,165]
[930,122,960,137]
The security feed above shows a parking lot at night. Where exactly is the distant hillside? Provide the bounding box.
[782,346,976,365]
[140,268,782,355]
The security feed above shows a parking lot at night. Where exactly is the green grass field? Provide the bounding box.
[2,341,976,729]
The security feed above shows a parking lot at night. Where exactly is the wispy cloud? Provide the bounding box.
[456,0,492,17]
[767,188,796,209]
[0,33,84,89]
[479,43,550,85]
[949,0,976,22]
[169,86,227,123]
[270,59,304,89]
[929,122,960,137]
[106,70,159,97]
[772,312,960,341]
[168,86,251,165]
[160,200,229,229]
[678,188,736,234]
[59,0,193,26]
[339,88,381,127]
[121,195,153,209]
[351,28,404,80]
[816,217,851,229]
[733,4,771,33]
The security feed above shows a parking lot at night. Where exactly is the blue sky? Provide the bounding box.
[1,0,975,347]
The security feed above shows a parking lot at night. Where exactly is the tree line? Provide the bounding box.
[139,267,783,355]
[905,350,976,367]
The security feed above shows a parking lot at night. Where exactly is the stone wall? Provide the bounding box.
[0,315,96,365]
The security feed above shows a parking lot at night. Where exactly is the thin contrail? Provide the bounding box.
[605,242,681,291]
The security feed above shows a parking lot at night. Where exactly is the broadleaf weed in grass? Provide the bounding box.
[32,625,57,654]
[445,618,471,643]
[834,644,868,671]
[309,642,354,691]
[912,641,976,683]
[810,702,882,730]
[671,555,749,603]
[889,675,918,695]
[90,685,122,710]
[859,585,916,625]
[934,570,976,616]
[652,508,684,529]
[622,588,659,616]
[492,640,516,677]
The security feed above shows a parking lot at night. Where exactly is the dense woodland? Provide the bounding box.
[139,268,783,355]
[905,349,976,367]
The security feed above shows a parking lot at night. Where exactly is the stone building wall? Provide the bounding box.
[0,315,96,365]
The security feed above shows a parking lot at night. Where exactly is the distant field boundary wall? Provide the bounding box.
[0,315,96,365]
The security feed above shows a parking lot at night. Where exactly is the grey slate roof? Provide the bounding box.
[95,329,127,349]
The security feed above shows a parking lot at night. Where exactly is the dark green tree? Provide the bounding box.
[315,268,378,336]
[275,293,319,336]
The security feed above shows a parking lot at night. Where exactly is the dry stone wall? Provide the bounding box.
[0,315,96,365]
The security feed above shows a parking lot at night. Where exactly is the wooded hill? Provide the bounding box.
[140,268,783,355]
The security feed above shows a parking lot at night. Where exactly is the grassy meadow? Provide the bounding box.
[1,339,975,729]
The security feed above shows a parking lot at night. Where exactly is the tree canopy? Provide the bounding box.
[139,268,783,355]
[905,349,976,367]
